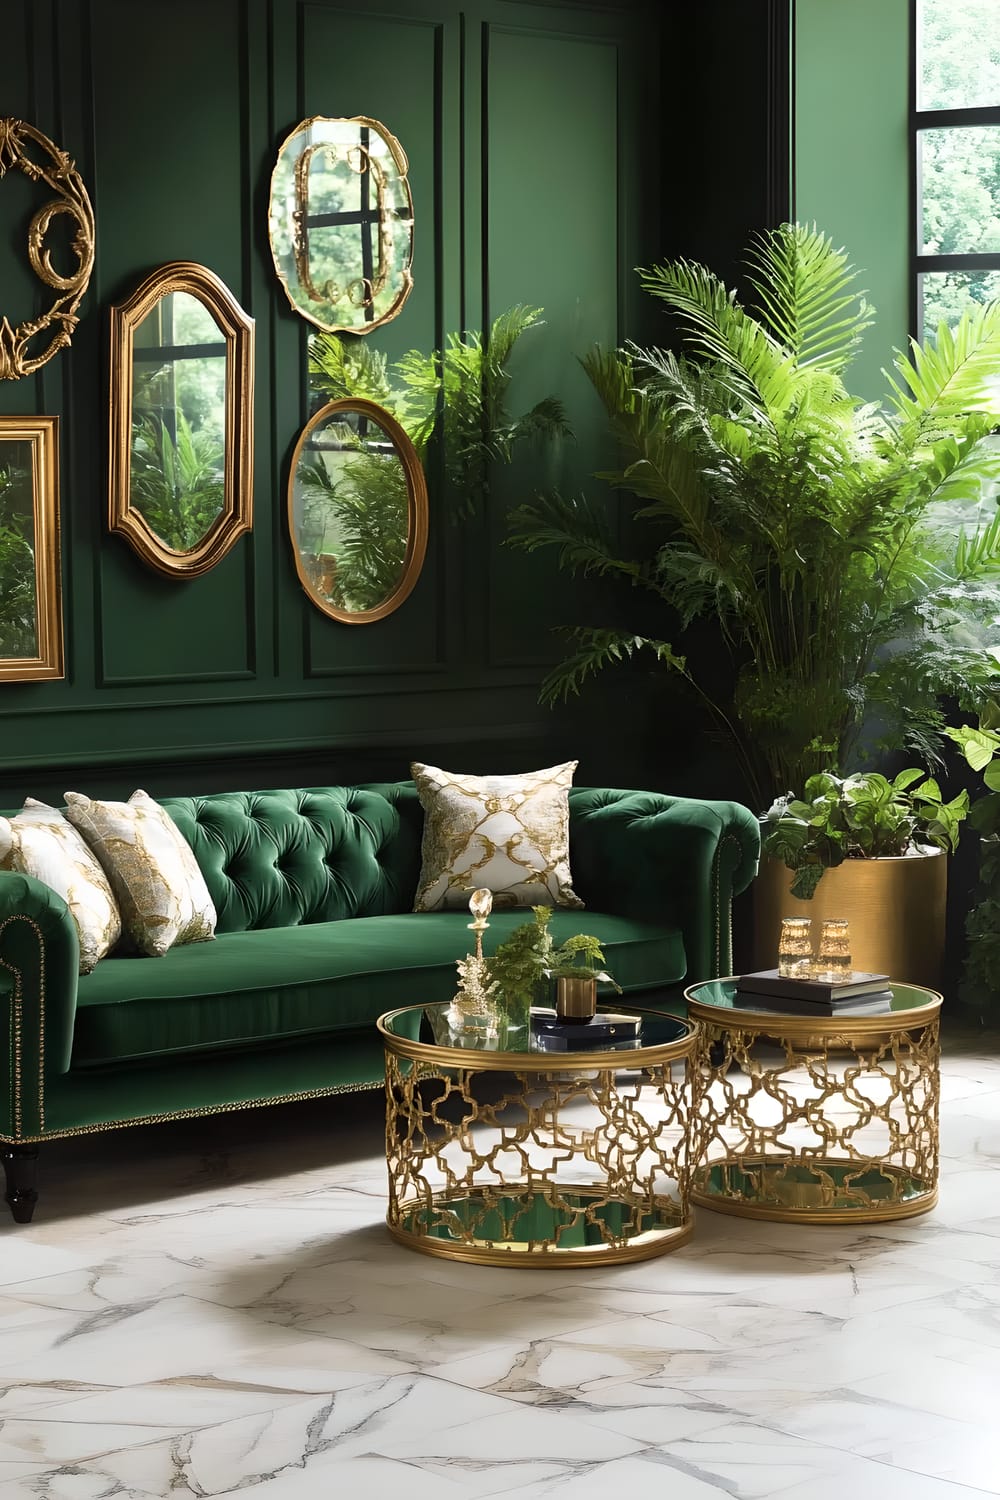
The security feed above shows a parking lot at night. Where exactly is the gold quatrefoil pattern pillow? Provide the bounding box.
[411,760,583,911]
[0,799,122,975]
[64,789,217,957]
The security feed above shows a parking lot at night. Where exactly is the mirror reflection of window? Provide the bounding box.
[268,116,414,334]
[130,291,227,552]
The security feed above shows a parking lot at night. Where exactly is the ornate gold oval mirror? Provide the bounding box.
[0,118,95,380]
[268,116,414,334]
[288,398,428,623]
[109,261,254,578]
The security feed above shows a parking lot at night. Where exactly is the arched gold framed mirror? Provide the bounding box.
[268,116,414,334]
[108,261,254,579]
[288,398,428,623]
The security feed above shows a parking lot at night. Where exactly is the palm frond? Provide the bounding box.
[886,302,1000,442]
[636,258,795,418]
[507,492,648,585]
[509,397,573,444]
[484,305,545,368]
[308,335,392,407]
[539,627,686,706]
[744,222,873,371]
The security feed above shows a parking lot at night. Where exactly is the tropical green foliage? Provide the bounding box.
[0,461,37,658]
[309,306,571,516]
[129,408,225,553]
[508,222,1000,808]
[762,770,970,899]
[945,666,1000,1009]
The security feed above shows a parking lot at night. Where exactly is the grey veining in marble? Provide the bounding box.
[0,1020,997,1497]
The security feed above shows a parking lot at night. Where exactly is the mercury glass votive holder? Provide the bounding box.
[777,916,813,978]
[813,918,852,984]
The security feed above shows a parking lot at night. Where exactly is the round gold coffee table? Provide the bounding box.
[377,1003,698,1266]
[686,978,941,1223]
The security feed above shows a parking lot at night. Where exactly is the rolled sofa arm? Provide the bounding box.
[0,872,80,1140]
[568,789,760,983]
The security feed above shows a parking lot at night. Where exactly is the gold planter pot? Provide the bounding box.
[751,848,947,989]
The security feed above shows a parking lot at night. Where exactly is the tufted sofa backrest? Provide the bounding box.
[159,785,425,932]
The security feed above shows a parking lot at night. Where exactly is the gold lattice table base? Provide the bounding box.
[380,1009,697,1266]
[688,986,941,1224]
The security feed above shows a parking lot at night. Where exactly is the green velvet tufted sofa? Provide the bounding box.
[0,781,760,1221]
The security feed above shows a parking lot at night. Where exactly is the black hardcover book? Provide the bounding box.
[734,988,894,1017]
[737,968,891,1002]
[530,1010,642,1047]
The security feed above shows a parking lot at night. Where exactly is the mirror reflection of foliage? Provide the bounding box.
[296,422,409,612]
[130,365,225,552]
[0,460,37,657]
[308,306,571,517]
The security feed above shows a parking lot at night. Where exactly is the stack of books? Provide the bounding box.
[734,969,894,1016]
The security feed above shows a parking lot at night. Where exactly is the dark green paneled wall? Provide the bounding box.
[795,0,910,401]
[0,0,665,802]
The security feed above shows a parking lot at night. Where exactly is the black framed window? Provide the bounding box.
[913,0,1000,337]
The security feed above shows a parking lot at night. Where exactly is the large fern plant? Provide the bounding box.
[309,306,570,516]
[508,223,1000,809]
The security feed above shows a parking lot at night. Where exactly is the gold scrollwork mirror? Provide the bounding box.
[268,116,414,334]
[288,398,428,623]
[0,118,95,381]
[109,261,254,578]
[0,415,63,680]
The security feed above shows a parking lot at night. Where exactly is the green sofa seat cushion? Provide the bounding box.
[70,910,685,1068]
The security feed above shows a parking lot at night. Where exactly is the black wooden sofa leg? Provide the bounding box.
[2,1146,39,1224]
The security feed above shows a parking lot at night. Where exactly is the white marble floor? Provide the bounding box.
[1,1021,998,1500]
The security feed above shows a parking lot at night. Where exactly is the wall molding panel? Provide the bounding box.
[0,0,666,798]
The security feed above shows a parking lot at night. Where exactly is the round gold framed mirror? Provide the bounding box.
[268,115,414,334]
[288,398,428,623]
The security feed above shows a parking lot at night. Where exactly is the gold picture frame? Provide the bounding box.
[0,415,64,680]
[108,261,255,579]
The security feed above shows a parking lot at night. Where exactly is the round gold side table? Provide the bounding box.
[378,1003,698,1266]
[686,978,941,1224]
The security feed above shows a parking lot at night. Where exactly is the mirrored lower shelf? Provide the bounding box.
[389,1185,692,1265]
[692,1158,936,1223]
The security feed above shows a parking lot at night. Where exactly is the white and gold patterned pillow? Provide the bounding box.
[0,798,122,974]
[64,789,216,957]
[411,760,583,912]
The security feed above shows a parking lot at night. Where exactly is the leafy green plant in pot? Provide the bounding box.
[763,770,969,898]
[756,769,969,984]
[507,222,1000,984]
[486,906,620,1034]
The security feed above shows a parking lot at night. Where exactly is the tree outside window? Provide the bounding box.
[916,0,1000,332]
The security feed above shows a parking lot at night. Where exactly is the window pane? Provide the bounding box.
[919,127,1000,254]
[918,0,1000,110]
[919,268,1000,332]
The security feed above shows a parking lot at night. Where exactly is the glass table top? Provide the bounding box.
[686,977,941,1019]
[379,1001,692,1059]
